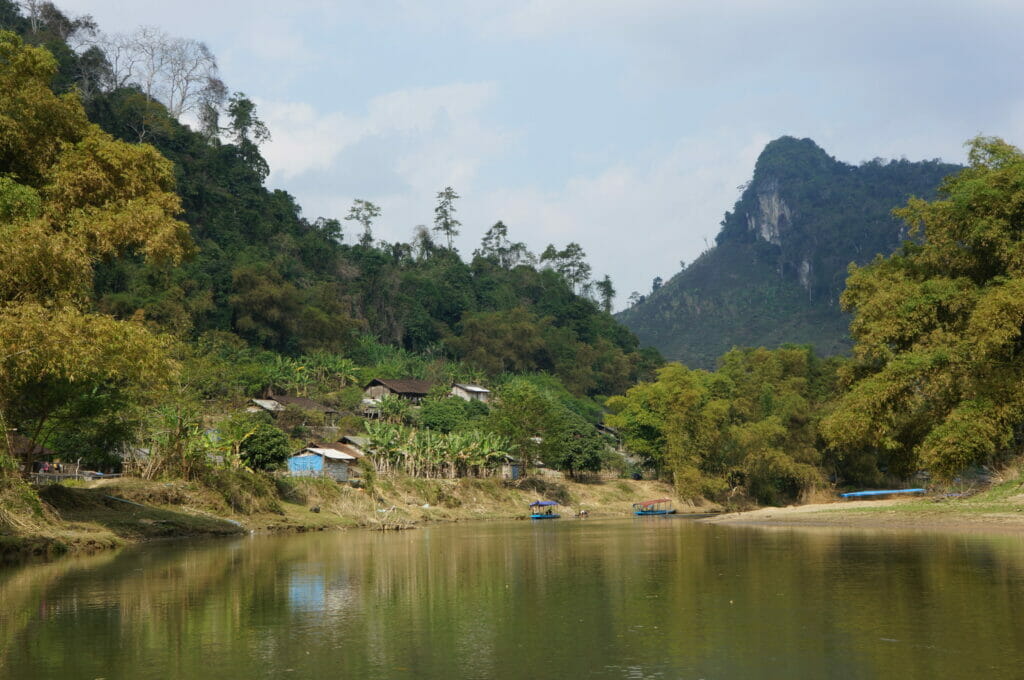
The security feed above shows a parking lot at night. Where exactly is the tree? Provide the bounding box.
[540,242,592,294]
[418,397,470,434]
[433,186,461,249]
[0,31,190,466]
[238,422,290,470]
[652,276,663,292]
[226,91,269,145]
[475,220,532,268]
[225,92,270,179]
[595,275,616,314]
[606,347,829,503]
[96,26,224,119]
[313,217,343,243]
[446,307,551,375]
[822,137,1024,481]
[544,410,604,477]
[345,199,381,246]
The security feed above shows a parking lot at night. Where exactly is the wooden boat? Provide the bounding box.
[530,500,560,519]
[633,499,677,516]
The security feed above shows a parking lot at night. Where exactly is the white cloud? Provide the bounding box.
[462,131,772,309]
[260,81,508,185]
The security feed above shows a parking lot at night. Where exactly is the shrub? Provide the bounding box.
[239,423,291,471]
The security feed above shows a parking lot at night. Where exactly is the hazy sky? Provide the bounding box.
[58,0,1024,307]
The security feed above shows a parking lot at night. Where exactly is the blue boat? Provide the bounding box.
[530,500,560,519]
[840,488,926,498]
[633,499,677,516]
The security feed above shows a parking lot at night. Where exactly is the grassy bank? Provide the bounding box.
[1,473,694,562]
[703,467,1024,533]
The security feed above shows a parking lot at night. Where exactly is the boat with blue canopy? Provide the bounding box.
[840,488,926,498]
[633,499,677,516]
[530,500,560,519]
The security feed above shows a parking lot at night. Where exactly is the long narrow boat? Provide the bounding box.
[530,500,560,519]
[633,499,677,516]
[839,488,926,498]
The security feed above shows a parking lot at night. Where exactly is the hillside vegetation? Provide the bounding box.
[618,136,961,368]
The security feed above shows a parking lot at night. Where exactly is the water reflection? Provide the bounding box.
[2,520,1024,679]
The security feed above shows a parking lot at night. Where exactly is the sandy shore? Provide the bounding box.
[700,497,1024,534]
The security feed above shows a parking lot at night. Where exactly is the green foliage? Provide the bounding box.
[364,420,510,478]
[486,376,605,475]
[238,422,290,471]
[607,346,834,504]
[418,397,478,433]
[0,29,188,469]
[823,137,1024,481]
[620,136,961,367]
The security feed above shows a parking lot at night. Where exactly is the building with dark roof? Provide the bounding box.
[363,378,435,404]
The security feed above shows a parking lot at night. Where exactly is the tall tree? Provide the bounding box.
[433,186,461,250]
[345,198,381,247]
[595,275,616,314]
[541,242,592,294]
[225,92,270,179]
[475,220,533,269]
[96,26,224,119]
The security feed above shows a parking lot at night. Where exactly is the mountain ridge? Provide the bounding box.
[617,136,962,367]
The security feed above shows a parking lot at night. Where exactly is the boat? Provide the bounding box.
[633,499,677,516]
[839,488,926,498]
[530,500,560,519]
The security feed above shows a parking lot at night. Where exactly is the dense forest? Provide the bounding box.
[618,136,961,368]
[3,1,1024,520]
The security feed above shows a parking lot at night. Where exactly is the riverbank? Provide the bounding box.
[703,474,1024,534]
[1,474,696,562]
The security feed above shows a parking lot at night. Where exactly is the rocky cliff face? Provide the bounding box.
[747,178,790,246]
[617,137,961,368]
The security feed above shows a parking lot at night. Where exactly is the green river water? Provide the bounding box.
[2,518,1024,679]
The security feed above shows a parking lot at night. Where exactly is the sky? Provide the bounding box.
[57,0,1024,308]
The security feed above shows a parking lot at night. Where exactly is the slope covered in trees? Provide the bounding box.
[0,1,658,484]
[0,1,658,403]
[617,137,961,368]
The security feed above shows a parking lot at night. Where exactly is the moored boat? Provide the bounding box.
[839,488,926,498]
[530,500,560,519]
[633,499,677,516]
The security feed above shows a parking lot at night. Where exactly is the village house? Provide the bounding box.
[362,378,435,403]
[286,441,364,482]
[450,383,491,403]
[248,394,340,426]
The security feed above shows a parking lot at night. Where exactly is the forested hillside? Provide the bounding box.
[0,1,657,399]
[0,1,658,480]
[617,137,961,368]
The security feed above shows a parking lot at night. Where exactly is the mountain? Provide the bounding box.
[617,137,962,368]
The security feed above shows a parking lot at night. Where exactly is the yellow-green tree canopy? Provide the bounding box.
[0,31,191,459]
[822,137,1024,480]
[606,346,830,504]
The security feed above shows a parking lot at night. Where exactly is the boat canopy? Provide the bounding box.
[530,500,559,507]
[635,498,671,508]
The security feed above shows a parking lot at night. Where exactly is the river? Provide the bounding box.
[2,518,1023,679]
